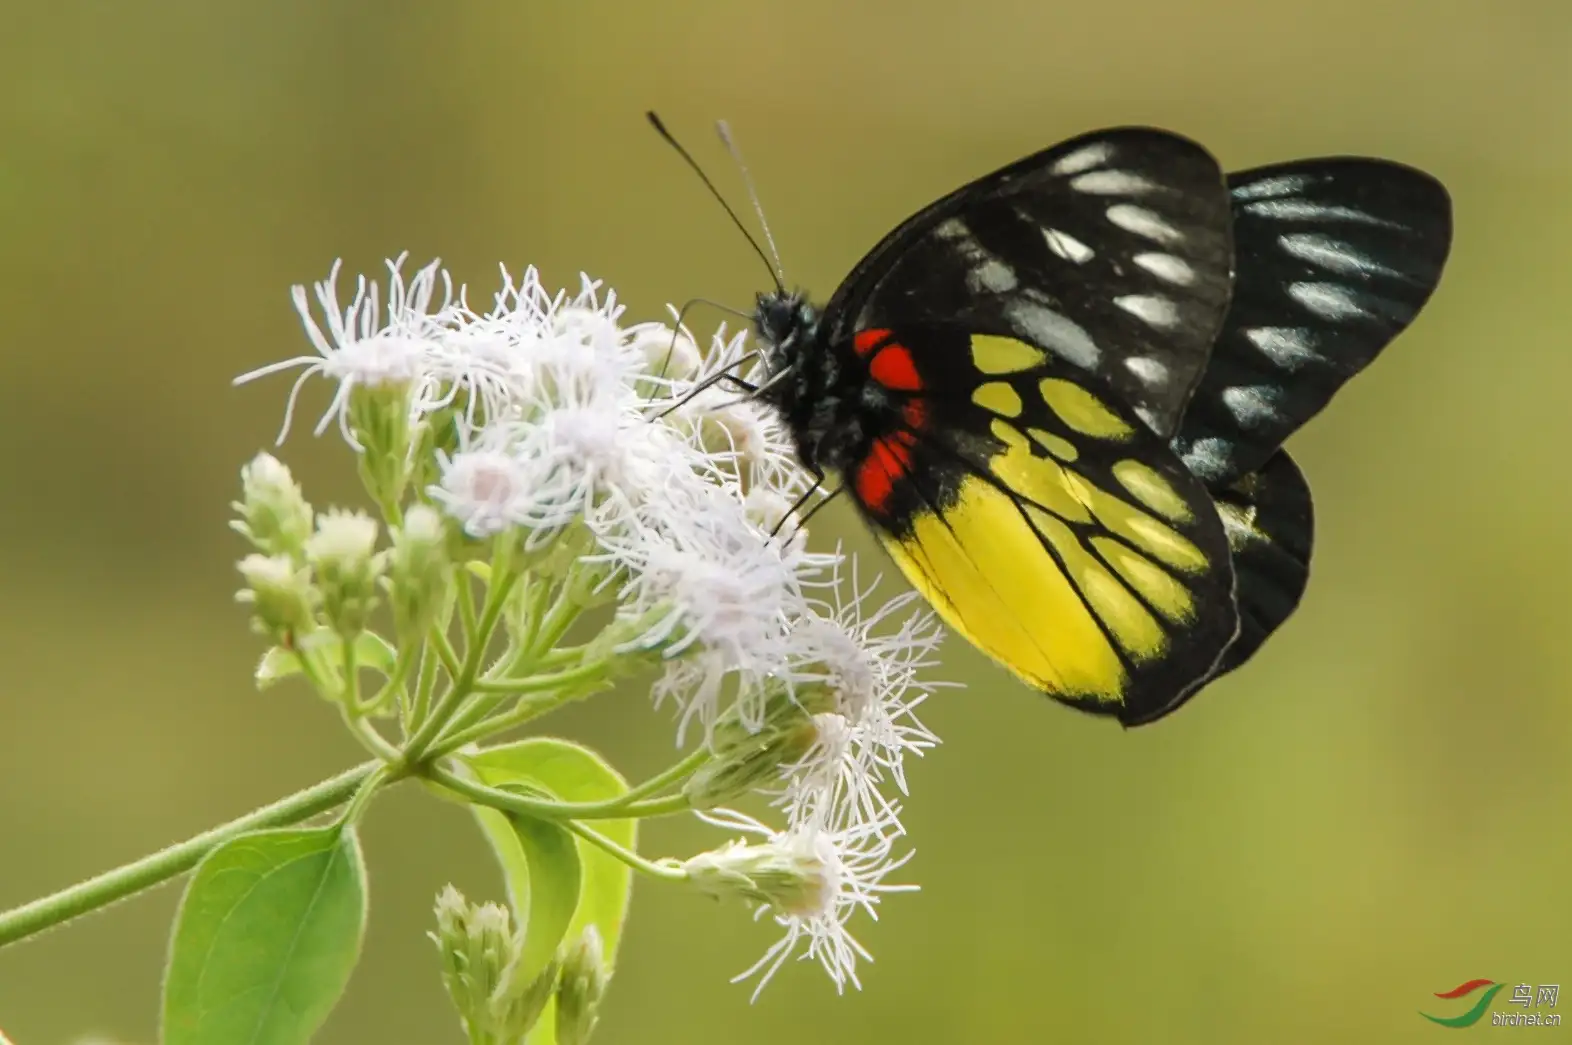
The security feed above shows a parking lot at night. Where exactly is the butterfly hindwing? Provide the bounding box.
[821,127,1237,440]
[842,325,1241,726]
[1198,448,1315,684]
[1173,158,1453,486]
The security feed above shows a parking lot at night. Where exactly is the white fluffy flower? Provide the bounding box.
[236,254,459,447]
[685,806,915,999]
[602,487,837,741]
[769,567,948,831]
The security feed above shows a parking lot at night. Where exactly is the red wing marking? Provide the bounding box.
[853,434,915,511]
[869,344,923,391]
[902,398,928,430]
[853,328,893,358]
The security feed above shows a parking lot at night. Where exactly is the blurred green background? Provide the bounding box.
[2,1,1569,1042]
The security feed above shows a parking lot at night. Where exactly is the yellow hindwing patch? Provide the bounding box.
[876,388,1232,715]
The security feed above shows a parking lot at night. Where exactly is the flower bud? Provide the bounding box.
[230,452,314,559]
[346,380,414,509]
[235,553,316,642]
[429,885,557,1044]
[305,510,383,637]
[555,926,608,1045]
[683,833,835,918]
[408,404,465,501]
[682,689,820,810]
[387,504,450,639]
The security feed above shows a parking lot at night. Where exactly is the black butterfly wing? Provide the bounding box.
[1197,449,1315,684]
[820,127,1236,440]
[1172,159,1453,487]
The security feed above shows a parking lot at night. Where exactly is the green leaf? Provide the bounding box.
[467,738,637,964]
[161,825,368,1045]
[465,560,493,585]
[255,630,397,690]
[505,809,583,983]
[466,739,636,1045]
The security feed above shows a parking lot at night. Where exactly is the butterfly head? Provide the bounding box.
[752,288,820,365]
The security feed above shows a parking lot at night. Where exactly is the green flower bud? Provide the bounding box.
[431,885,512,1027]
[683,835,834,917]
[555,926,608,1045]
[235,553,316,643]
[305,509,383,638]
[429,885,558,1044]
[682,689,820,810]
[347,381,413,511]
[387,504,450,639]
[230,452,314,559]
[409,403,465,502]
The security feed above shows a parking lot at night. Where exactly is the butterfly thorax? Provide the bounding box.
[752,289,891,475]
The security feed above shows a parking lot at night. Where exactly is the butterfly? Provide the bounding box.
[656,117,1451,726]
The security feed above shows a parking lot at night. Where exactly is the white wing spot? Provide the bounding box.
[1043,227,1094,263]
[933,218,970,239]
[1134,404,1164,432]
[1070,170,1155,195]
[1280,232,1394,277]
[1051,142,1115,176]
[969,259,1019,292]
[1115,294,1180,329]
[1004,300,1100,368]
[1230,174,1309,201]
[1289,282,1367,322]
[1107,204,1184,244]
[1244,326,1321,370]
[1244,200,1399,226]
[1133,252,1195,286]
[1126,356,1168,384]
[1222,385,1282,428]
[1181,437,1233,483]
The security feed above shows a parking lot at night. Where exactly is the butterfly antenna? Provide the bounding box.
[715,120,786,288]
[646,111,785,293]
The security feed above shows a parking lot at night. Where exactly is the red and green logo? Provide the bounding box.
[1422,980,1504,1028]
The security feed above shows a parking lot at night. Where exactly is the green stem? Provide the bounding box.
[562,820,687,882]
[527,589,580,659]
[427,693,564,756]
[339,765,392,827]
[431,657,616,756]
[363,642,415,718]
[546,749,707,817]
[0,761,382,950]
[456,567,479,647]
[470,660,611,696]
[425,763,690,821]
[401,569,519,765]
[582,794,691,820]
[429,625,462,682]
[345,714,402,762]
[341,633,361,711]
[408,639,439,729]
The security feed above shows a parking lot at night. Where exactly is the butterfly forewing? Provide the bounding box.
[1172,159,1453,487]
[844,325,1241,726]
[821,128,1237,440]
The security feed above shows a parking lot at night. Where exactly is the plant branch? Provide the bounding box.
[0,761,384,949]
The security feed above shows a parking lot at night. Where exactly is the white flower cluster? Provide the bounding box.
[236,255,950,996]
